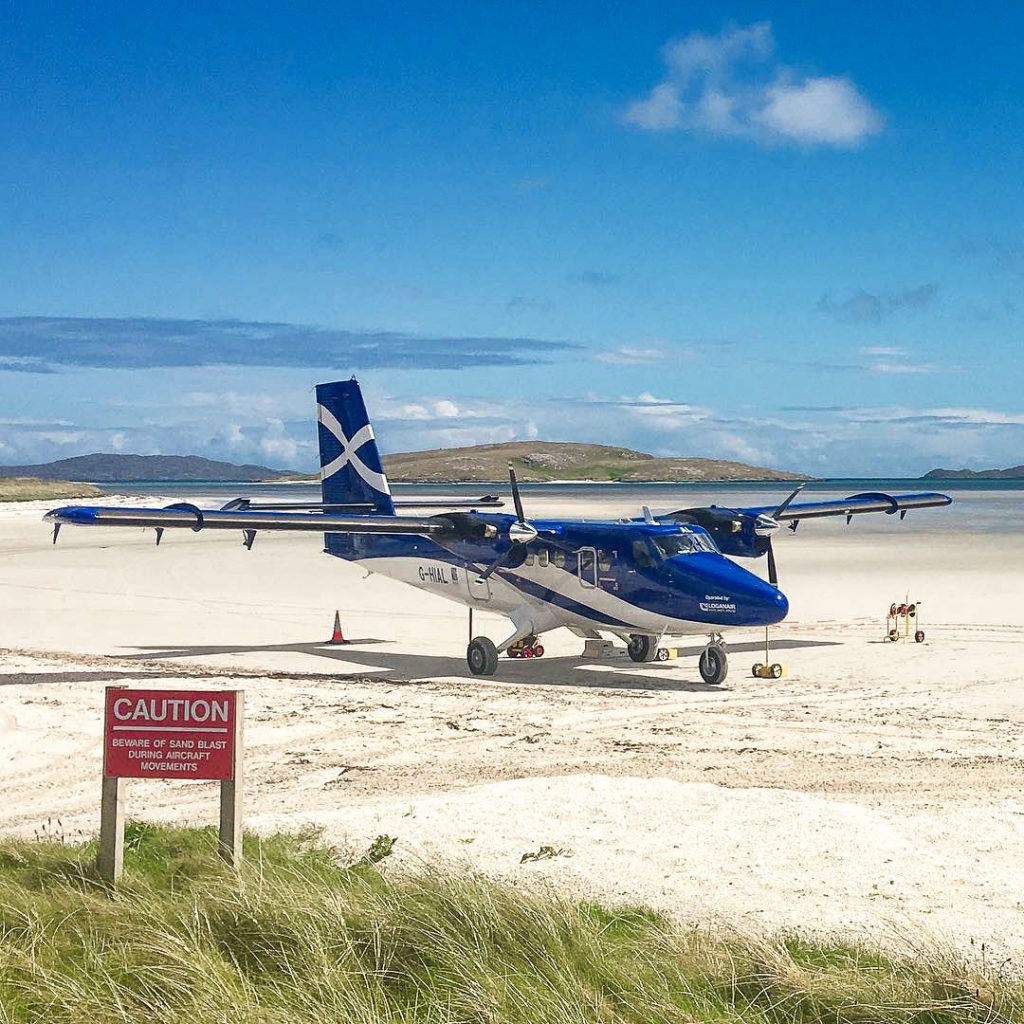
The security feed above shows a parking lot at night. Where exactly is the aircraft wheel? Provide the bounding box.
[887,629,899,642]
[770,663,783,679]
[522,646,534,658]
[656,647,670,662]
[699,644,728,685]
[751,662,764,677]
[627,634,658,663]
[915,630,925,643]
[467,637,499,676]
[533,644,545,658]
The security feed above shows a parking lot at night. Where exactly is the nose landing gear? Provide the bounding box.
[699,634,729,685]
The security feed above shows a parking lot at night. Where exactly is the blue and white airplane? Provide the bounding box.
[45,379,952,682]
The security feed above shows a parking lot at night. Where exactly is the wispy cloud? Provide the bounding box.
[819,284,937,323]
[841,406,1024,428]
[866,361,951,375]
[0,354,56,373]
[594,346,664,365]
[0,317,577,371]
[859,346,908,357]
[623,22,883,147]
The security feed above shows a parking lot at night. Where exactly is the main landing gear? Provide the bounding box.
[466,634,545,674]
[627,634,659,663]
[467,636,499,676]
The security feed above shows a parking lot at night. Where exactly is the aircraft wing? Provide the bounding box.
[735,491,952,522]
[44,502,450,539]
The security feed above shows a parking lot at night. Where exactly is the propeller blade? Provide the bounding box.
[508,463,526,523]
[477,546,516,582]
[766,537,779,587]
[773,483,806,519]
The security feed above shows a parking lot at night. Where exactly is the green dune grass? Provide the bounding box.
[0,824,1012,1023]
[0,477,102,502]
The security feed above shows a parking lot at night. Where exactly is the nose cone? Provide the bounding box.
[763,585,789,625]
[669,553,789,627]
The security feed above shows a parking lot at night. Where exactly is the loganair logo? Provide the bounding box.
[700,593,736,613]
[317,404,392,494]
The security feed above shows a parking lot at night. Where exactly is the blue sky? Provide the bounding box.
[0,2,1021,475]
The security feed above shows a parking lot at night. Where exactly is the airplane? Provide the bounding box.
[44,378,952,683]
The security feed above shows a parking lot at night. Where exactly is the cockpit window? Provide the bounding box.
[651,530,717,558]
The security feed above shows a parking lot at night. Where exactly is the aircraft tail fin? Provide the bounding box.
[315,379,395,514]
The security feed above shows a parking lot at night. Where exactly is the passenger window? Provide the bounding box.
[538,549,549,567]
[598,550,611,572]
[553,551,566,568]
[579,548,597,587]
[525,552,535,566]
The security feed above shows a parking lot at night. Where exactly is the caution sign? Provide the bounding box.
[103,689,237,780]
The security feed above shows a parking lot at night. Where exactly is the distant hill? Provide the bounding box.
[379,441,809,483]
[0,454,292,482]
[2,442,809,485]
[923,465,1024,480]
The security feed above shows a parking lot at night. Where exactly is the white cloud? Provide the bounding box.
[859,346,907,357]
[622,83,683,130]
[257,419,302,466]
[595,347,664,365]
[623,22,883,147]
[867,361,948,375]
[756,77,882,145]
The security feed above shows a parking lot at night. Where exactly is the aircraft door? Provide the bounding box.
[577,547,598,588]
[464,565,492,602]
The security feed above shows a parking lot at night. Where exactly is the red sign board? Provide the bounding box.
[103,688,238,780]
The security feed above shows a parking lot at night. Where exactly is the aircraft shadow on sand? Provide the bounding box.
[114,636,840,695]
[0,669,196,688]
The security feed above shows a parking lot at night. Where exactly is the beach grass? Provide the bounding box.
[0,477,102,502]
[0,823,1014,1023]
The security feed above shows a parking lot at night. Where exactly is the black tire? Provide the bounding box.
[467,637,499,676]
[627,634,658,663]
[698,644,728,685]
[915,630,925,643]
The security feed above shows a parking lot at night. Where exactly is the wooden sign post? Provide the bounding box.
[99,687,244,884]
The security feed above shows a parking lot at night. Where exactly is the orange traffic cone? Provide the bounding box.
[328,610,351,645]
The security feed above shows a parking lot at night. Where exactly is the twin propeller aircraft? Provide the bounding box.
[46,379,952,682]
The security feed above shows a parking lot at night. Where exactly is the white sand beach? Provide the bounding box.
[2,490,1023,961]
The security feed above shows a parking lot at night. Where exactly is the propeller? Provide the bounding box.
[476,464,538,582]
[762,484,804,588]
